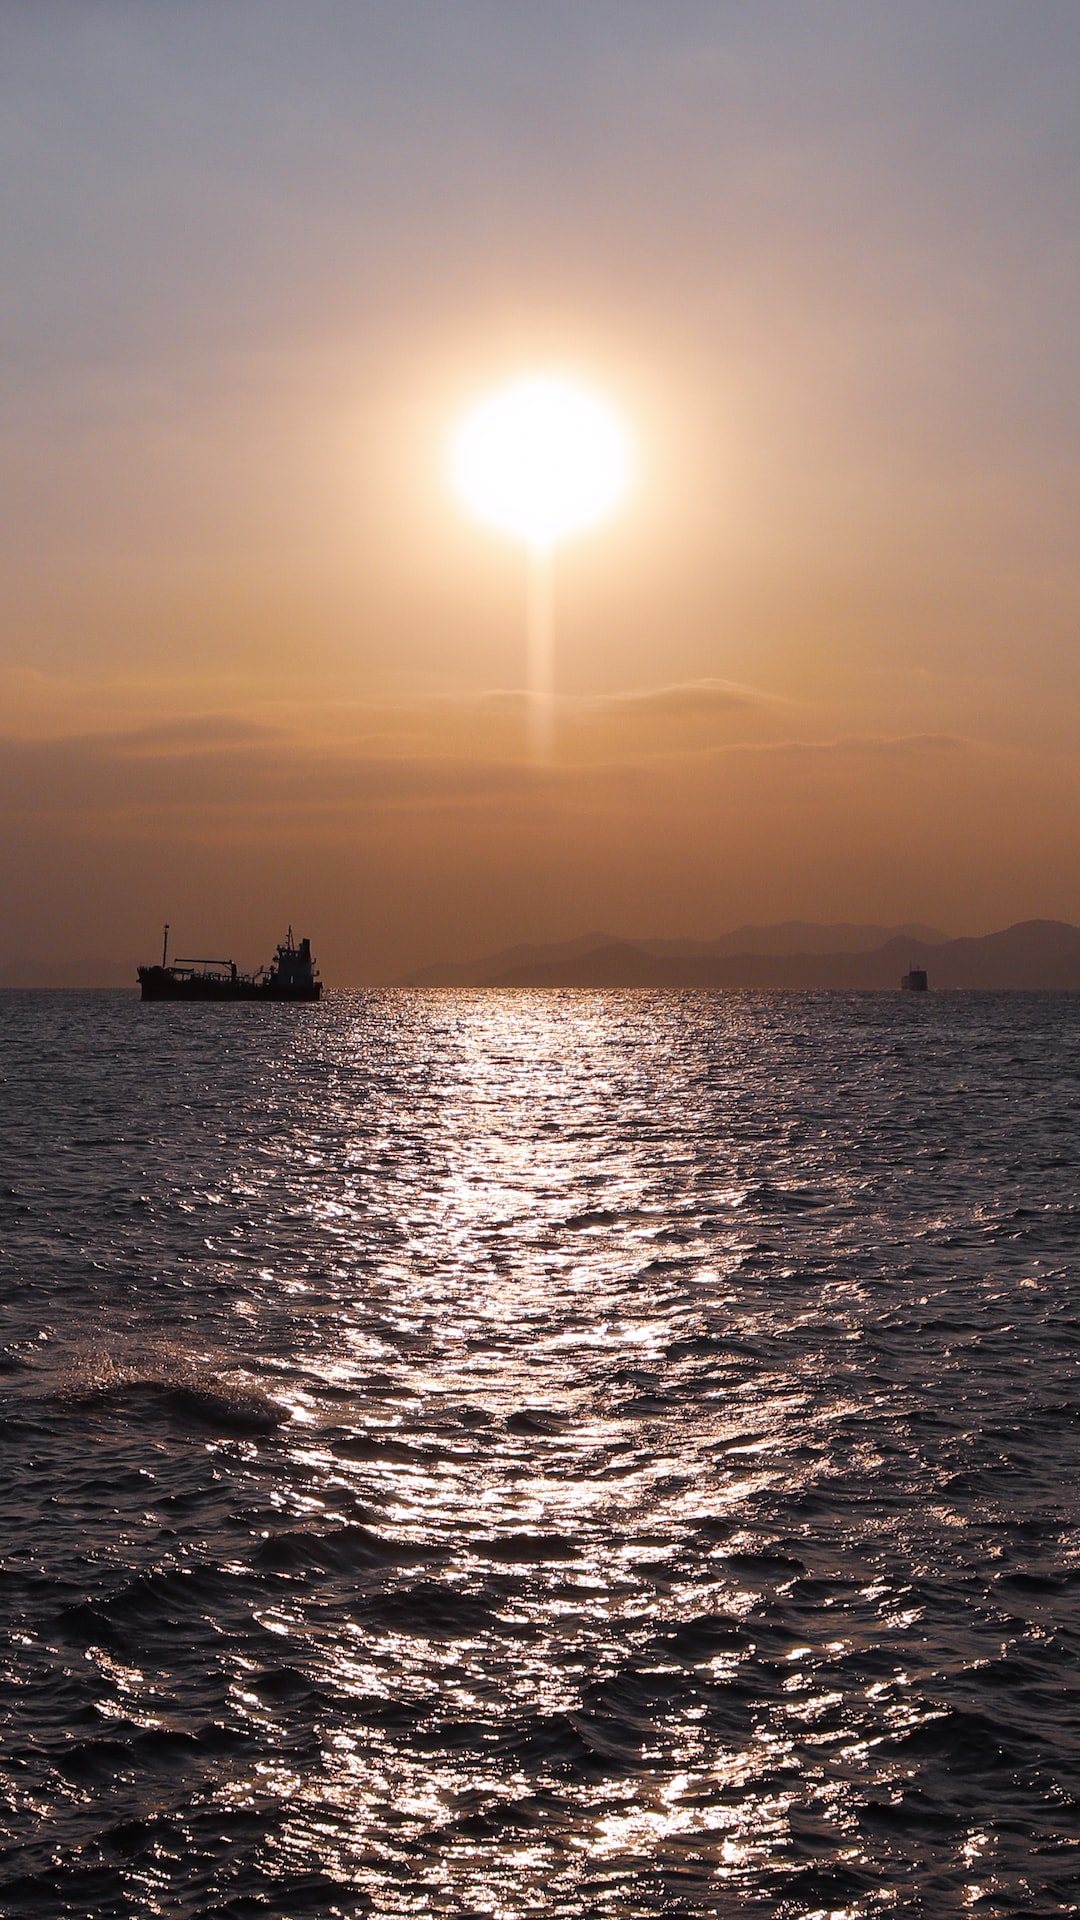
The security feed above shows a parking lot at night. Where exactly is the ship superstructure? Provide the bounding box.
[138,927,321,1001]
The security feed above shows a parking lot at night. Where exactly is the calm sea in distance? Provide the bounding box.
[1,988,1078,1918]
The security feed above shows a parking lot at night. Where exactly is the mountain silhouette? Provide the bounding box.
[400,922,948,987]
[398,921,1080,991]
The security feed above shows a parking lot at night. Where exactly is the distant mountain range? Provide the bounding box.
[398,920,1080,991]
[402,922,948,985]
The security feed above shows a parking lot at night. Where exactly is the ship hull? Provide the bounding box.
[138,967,321,1003]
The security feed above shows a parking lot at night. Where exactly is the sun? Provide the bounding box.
[450,373,634,551]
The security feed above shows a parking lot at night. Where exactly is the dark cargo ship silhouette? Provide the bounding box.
[138,926,321,1001]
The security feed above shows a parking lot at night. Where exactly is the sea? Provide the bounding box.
[1,988,1079,1919]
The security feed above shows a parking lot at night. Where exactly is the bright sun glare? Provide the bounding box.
[451,374,633,550]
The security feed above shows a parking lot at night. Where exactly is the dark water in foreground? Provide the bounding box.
[1,989,1079,1919]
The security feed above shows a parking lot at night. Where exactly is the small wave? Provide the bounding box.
[55,1564,250,1648]
[506,1406,569,1435]
[55,1735,136,1784]
[714,1429,771,1453]
[252,1524,436,1577]
[356,1580,510,1639]
[56,1348,285,1434]
[999,1567,1080,1595]
[29,1717,210,1787]
[881,1705,1035,1770]
[133,1379,284,1432]
[331,1431,435,1463]
[0,1408,40,1438]
[720,1549,808,1580]
[768,1862,876,1910]
[500,1708,644,1777]
[467,1532,581,1563]
[652,1612,749,1661]
[246,1663,319,1703]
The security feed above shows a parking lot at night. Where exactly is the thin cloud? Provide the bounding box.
[571,730,971,776]
[0,727,543,821]
[465,679,779,718]
[590,677,779,716]
[751,732,966,759]
[110,714,290,754]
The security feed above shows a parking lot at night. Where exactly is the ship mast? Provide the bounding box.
[162,923,170,968]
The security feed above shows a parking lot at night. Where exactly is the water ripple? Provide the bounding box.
[0,988,1078,1915]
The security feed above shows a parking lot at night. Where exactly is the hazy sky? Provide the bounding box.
[4,1,1080,980]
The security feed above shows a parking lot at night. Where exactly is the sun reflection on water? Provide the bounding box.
[224,993,896,1908]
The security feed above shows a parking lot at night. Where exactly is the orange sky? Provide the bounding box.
[3,3,1080,983]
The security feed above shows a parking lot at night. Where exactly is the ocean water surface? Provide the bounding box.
[1,988,1079,1917]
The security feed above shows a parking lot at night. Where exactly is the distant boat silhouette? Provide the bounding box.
[901,967,928,992]
[138,926,321,1001]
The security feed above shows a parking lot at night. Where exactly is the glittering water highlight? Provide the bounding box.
[1,988,1079,1917]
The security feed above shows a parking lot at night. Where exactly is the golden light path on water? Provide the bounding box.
[200,994,974,1916]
